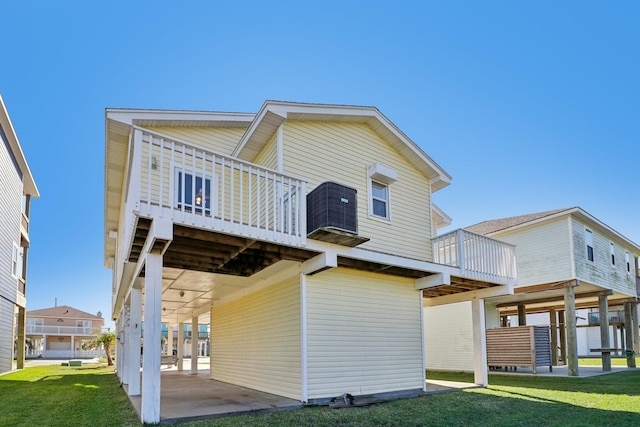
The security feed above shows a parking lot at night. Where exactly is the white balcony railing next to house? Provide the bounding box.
[122,128,307,255]
[26,325,96,336]
[432,229,517,285]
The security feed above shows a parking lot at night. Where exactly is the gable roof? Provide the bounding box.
[0,94,39,197]
[466,208,573,235]
[26,305,104,320]
[466,207,640,250]
[232,100,452,192]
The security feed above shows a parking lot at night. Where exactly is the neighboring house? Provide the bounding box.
[105,101,518,423]
[25,305,105,359]
[0,94,39,374]
[425,208,640,375]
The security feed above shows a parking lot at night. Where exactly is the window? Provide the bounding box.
[610,242,615,266]
[11,243,19,277]
[626,251,631,273]
[371,181,389,219]
[585,229,594,262]
[175,169,212,214]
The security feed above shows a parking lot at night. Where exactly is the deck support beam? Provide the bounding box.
[598,294,611,371]
[16,306,26,369]
[177,322,184,371]
[141,253,163,424]
[549,309,558,366]
[471,298,488,386]
[127,284,142,396]
[564,284,579,376]
[191,316,199,374]
[624,302,636,368]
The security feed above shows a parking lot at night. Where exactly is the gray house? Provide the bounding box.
[0,94,39,373]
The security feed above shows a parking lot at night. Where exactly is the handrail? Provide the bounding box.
[432,229,517,284]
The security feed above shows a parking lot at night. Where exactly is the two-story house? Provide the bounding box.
[425,208,640,376]
[25,305,105,359]
[104,101,518,423]
[0,94,39,374]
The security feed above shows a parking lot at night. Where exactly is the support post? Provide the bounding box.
[471,298,488,386]
[633,302,640,355]
[549,309,558,366]
[16,306,26,369]
[564,285,579,376]
[127,285,142,396]
[598,294,611,371]
[177,322,184,371]
[191,316,199,374]
[166,324,174,362]
[517,304,526,326]
[558,310,567,364]
[624,302,636,368]
[141,254,162,424]
[120,307,129,385]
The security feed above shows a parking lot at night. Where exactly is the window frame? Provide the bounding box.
[610,242,615,266]
[368,179,391,221]
[585,229,594,262]
[11,242,19,278]
[173,167,216,216]
[625,251,631,274]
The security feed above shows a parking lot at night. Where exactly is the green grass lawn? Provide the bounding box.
[2,363,639,426]
[0,364,139,427]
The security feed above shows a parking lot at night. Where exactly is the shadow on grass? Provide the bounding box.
[428,369,640,396]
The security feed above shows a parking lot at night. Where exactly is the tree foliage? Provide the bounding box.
[95,331,116,366]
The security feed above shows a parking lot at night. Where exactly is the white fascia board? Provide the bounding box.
[0,94,39,197]
[305,239,456,276]
[424,284,514,307]
[106,108,254,126]
[415,272,451,290]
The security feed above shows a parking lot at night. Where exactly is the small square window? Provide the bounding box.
[11,243,19,277]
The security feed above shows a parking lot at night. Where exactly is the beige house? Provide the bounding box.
[0,94,38,373]
[425,208,640,375]
[26,305,105,359]
[105,101,518,423]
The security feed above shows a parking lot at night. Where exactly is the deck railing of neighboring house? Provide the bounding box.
[26,325,95,335]
[121,127,307,257]
[432,229,517,285]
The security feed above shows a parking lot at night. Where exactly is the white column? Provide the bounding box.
[120,305,130,385]
[141,254,162,424]
[127,285,142,396]
[71,336,75,358]
[191,316,199,374]
[177,322,184,371]
[471,298,488,386]
[166,324,174,361]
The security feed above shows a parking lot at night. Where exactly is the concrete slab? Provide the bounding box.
[127,369,301,424]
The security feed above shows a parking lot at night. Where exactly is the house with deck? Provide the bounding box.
[0,94,38,374]
[25,305,105,359]
[105,101,518,423]
[425,208,640,375]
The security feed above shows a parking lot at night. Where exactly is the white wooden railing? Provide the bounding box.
[26,325,95,335]
[124,128,307,249]
[432,229,517,285]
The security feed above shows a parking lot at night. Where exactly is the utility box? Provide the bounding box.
[306,181,369,247]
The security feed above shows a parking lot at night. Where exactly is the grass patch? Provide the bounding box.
[579,356,640,366]
[2,363,639,426]
[0,364,139,427]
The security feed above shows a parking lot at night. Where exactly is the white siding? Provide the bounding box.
[306,268,423,399]
[572,218,638,296]
[147,127,245,156]
[283,121,433,260]
[492,218,573,287]
[210,277,301,400]
[424,302,474,371]
[0,126,23,373]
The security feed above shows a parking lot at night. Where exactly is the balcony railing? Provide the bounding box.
[588,309,625,325]
[432,229,517,285]
[124,128,307,251]
[26,325,95,335]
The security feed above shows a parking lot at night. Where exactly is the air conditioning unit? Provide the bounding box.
[306,181,369,247]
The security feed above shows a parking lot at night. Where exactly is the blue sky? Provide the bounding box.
[1,1,638,327]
